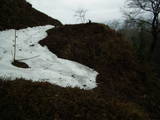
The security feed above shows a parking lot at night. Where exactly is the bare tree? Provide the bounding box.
[74,8,87,23]
[125,0,160,59]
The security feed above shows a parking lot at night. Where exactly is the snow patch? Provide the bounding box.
[0,25,98,89]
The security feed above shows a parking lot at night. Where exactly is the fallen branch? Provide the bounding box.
[16,55,40,61]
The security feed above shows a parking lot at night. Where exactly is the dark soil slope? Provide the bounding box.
[40,23,145,98]
[0,0,62,30]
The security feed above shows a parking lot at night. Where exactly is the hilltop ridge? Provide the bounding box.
[0,0,62,30]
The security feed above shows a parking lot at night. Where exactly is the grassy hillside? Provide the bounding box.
[0,79,149,120]
[0,0,157,118]
[0,0,62,30]
[39,23,145,99]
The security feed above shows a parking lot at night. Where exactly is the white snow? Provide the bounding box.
[0,25,98,89]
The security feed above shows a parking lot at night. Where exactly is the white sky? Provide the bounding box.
[26,0,126,24]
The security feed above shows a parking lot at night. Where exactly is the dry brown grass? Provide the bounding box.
[0,0,62,30]
[39,23,145,99]
[0,79,149,120]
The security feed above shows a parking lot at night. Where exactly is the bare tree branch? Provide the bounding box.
[125,0,160,59]
[74,8,88,23]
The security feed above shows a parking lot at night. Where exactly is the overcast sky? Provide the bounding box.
[26,0,126,24]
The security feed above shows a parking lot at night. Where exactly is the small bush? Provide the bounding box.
[12,60,29,68]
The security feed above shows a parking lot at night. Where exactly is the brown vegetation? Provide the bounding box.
[0,0,62,30]
[0,79,149,120]
[12,60,30,68]
[39,23,145,99]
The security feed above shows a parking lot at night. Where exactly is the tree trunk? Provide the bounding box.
[149,13,159,60]
[150,32,158,53]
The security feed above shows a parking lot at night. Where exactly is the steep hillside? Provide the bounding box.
[39,23,145,98]
[0,0,62,30]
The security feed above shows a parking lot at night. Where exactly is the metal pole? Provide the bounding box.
[14,30,16,61]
